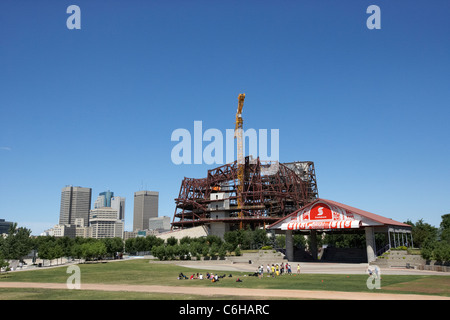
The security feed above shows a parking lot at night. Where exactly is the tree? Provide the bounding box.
[224,231,239,250]
[218,245,227,259]
[80,241,106,261]
[166,237,178,246]
[38,241,58,266]
[102,237,124,258]
[125,238,136,255]
[407,219,438,248]
[147,235,164,251]
[152,245,166,260]
[133,237,148,254]
[1,223,33,261]
[439,214,450,244]
[252,228,270,248]
[0,253,9,272]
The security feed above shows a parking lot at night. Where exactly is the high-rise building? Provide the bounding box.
[59,186,92,227]
[133,191,158,231]
[94,190,114,208]
[111,196,125,220]
[93,190,125,221]
[89,207,124,239]
[0,219,14,234]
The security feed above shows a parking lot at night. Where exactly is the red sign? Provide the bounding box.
[283,220,361,230]
[310,204,332,220]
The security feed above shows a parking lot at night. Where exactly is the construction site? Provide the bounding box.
[171,94,319,237]
[170,94,412,265]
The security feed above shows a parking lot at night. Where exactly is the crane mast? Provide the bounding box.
[235,93,245,229]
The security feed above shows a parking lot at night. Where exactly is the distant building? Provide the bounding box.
[111,196,126,220]
[94,190,114,208]
[0,219,14,234]
[94,190,125,220]
[89,207,124,239]
[148,216,171,233]
[133,191,158,231]
[59,186,92,227]
[45,224,76,238]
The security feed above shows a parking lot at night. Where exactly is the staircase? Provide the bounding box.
[370,249,425,268]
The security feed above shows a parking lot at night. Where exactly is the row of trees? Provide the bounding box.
[0,224,125,269]
[2,215,450,266]
[407,214,450,262]
[36,237,123,265]
[0,224,277,267]
[124,229,275,261]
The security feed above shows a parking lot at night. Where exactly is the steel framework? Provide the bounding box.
[172,158,318,231]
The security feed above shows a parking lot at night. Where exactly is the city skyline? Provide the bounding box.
[1,1,449,235]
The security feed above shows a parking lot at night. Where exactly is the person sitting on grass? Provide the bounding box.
[178,272,188,280]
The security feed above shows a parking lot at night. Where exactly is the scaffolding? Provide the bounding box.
[172,158,318,231]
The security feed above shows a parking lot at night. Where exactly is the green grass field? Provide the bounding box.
[0,259,449,299]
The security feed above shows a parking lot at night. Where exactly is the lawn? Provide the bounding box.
[0,259,449,299]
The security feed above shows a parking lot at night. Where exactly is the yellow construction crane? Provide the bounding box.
[235,93,245,229]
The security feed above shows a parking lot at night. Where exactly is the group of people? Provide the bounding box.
[255,263,301,278]
[178,262,302,282]
[178,271,229,282]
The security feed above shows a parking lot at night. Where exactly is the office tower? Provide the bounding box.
[111,196,125,220]
[89,207,124,239]
[0,219,14,234]
[59,186,92,227]
[94,190,114,208]
[133,191,158,231]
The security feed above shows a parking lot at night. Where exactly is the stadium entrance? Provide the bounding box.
[268,198,412,263]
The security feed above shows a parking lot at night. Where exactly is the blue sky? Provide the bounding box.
[1,0,449,235]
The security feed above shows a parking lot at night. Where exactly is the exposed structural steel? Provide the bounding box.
[171,158,319,231]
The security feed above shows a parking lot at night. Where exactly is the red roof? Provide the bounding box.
[268,198,411,229]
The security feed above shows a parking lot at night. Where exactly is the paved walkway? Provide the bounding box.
[0,281,449,300]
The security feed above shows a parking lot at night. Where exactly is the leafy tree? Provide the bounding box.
[201,243,210,259]
[102,237,123,257]
[56,236,74,258]
[218,245,227,259]
[147,235,164,251]
[71,243,83,262]
[133,237,148,253]
[224,231,239,250]
[151,245,166,260]
[38,241,58,266]
[166,237,178,246]
[178,243,190,260]
[124,238,136,255]
[406,219,438,248]
[190,242,202,260]
[80,241,106,261]
[165,245,176,260]
[0,223,33,261]
[433,242,450,262]
[439,214,450,244]
[0,253,9,272]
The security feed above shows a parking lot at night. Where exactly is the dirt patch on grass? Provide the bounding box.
[383,277,450,295]
[1,282,449,300]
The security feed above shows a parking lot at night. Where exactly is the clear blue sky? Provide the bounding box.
[1,0,449,235]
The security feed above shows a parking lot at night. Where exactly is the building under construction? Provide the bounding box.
[171,157,319,237]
